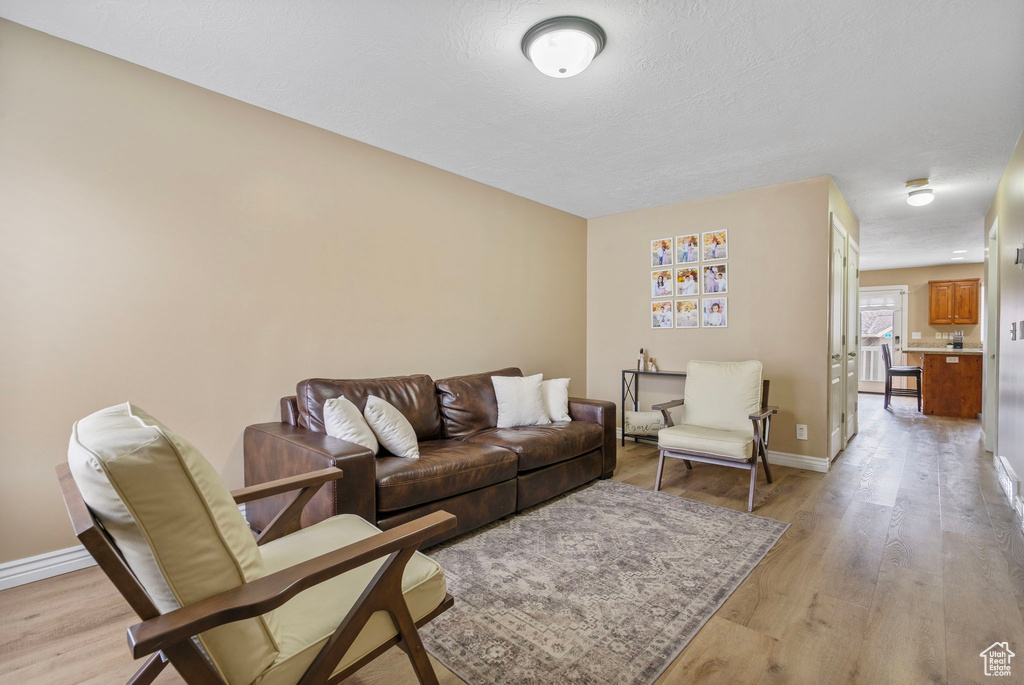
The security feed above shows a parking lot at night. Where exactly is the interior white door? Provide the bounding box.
[829,215,848,460]
[845,239,860,442]
[984,218,999,453]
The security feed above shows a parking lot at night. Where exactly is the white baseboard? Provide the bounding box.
[0,545,96,591]
[615,428,828,473]
[766,450,830,473]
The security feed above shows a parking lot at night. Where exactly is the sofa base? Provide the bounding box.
[376,479,517,548]
[516,448,603,511]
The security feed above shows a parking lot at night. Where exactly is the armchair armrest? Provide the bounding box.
[651,399,685,411]
[244,423,377,530]
[231,467,343,504]
[127,510,457,659]
[749,406,779,421]
[568,398,617,478]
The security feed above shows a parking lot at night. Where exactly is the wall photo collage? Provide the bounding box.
[650,231,728,329]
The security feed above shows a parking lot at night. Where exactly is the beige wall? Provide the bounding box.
[587,176,843,460]
[986,128,1024,482]
[0,21,588,563]
[860,263,985,345]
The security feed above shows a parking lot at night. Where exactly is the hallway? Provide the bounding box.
[1,395,1022,684]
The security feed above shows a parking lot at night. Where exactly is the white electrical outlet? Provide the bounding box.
[935,332,943,339]
[912,332,921,340]
[796,424,808,440]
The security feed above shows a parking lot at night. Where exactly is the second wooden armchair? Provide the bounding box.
[652,360,778,511]
[58,402,455,685]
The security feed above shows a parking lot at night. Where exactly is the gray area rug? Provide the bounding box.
[420,479,789,684]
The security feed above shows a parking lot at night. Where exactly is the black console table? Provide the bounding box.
[621,369,687,446]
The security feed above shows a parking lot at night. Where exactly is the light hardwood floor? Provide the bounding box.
[2,394,1023,684]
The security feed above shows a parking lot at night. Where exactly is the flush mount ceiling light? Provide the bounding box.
[522,16,606,78]
[905,178,934,206]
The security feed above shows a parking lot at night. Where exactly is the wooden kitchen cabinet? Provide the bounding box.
[928,278,979,325]
[921,352,982,417]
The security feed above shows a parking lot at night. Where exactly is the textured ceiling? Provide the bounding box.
[2,1,1023,270]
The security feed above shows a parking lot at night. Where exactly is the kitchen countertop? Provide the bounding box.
[905,347,984,354]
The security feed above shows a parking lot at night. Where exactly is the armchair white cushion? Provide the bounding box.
[658,360,764,462]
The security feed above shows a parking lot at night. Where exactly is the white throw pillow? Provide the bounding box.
[541,378,572,422]
[323,396,379,455]
[492,374,551,428]
[363,396,420,459]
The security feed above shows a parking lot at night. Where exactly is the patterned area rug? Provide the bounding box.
[420,479,788,684]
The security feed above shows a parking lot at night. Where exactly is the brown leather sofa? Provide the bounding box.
[243,368,616,546]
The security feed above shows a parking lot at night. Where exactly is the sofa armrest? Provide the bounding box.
[568,398,617,478]
[243,423,376,531]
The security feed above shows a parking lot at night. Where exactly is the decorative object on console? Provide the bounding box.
[651,301,674,328]
[624,410,664,436]
[651,238,673,267]
[364,395,421,458]
[675,298,699,328]
[702,230,728,261]
[675,234,700,263]
[492,373,551,428]
[541,378,572,422]
[649,358,660,373]
[420,480,788,684]
[323,396,379,455]
[637,348,645,371]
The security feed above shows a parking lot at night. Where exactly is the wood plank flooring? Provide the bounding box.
[1,394,1022,684]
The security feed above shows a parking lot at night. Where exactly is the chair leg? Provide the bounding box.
[388,600,439,685]
[747,459,758,512]
[759,444,773,484]
[683,460,693,470]
[916,373,922,412]
[127,653,167,685]
[655,451,666,491]
[883,374,891,409]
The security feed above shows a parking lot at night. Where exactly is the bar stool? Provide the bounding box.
[882,343,922,411]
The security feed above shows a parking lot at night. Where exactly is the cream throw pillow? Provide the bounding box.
[323,396,379,455]
[363,396,420,459]
[541,378,572,422]
[492,373,551,428]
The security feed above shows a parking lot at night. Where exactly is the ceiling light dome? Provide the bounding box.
[907,189,934,206]
[522,17,606,78]
[905,178,934,206]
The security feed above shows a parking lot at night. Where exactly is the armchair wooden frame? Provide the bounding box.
[652,380,778,512]
[56,463,456,685]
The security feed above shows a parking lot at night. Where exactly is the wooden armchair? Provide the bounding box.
[652,361,778,511]
[58,403,455,685]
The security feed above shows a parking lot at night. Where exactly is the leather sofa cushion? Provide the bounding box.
[257,515,447,685]
[375,440,517,512]
[435,367,522,437]
[297,375,442,441]
[463,422,603,472]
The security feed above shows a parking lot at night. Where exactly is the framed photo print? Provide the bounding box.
[651,238,673,267]
[675,298,699,329]
[701,263,728,294]
[675,234,700,263]
[651,269,672,298]
[702,298,728,327]
[675,267,699,296]
[702,230,728,261]
[652,301,674,329]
